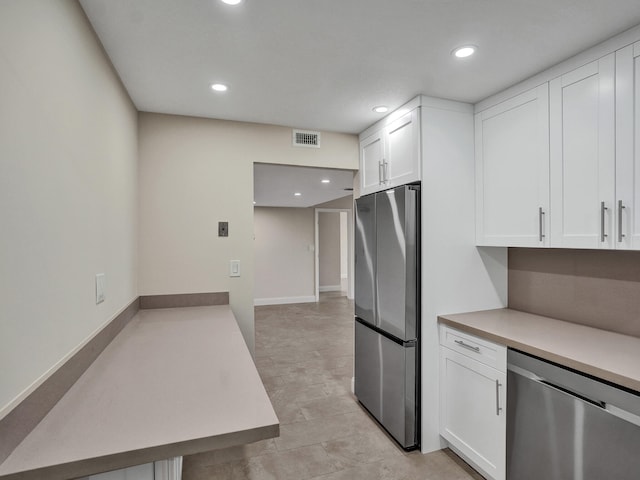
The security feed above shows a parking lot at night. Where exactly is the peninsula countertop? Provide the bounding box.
[439,308,640,393]
[0,305,279,480]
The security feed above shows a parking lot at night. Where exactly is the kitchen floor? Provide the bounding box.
[182,293,483,480]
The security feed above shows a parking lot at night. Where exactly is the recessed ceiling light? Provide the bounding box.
[452,45,477,58]
[321,179,330,184]
[373,106,389,113]
[294,192,302,196]
[253,201,256,205]
[220,0,243,5]
[211,83,228,92]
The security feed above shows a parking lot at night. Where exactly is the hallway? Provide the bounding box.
[182,294,482,479]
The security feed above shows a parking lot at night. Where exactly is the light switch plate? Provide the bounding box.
[96,273,105,304]
[229,260,240,277]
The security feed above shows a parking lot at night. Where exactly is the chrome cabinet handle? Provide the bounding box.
[496,379,503,415]
[538,207,545,242]
[384,161,389,183]
[601,201,608,242]
[454,339,480,353]
[618,200,626,242]
[378,161,383,185]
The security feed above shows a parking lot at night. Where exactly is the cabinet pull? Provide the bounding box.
[454,339,480,353]
[618,200,626,242]
[601,201,608,242]
[378,161,384,185]
[538,207,545,242]
[382,161,389,183]
[496,379,503,416]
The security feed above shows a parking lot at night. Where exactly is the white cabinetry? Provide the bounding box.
[616,41,640,249]
[475,85,549,246]
[360,129,385,195]
[549,54,616,248]
[359,107,420,195]
[88,458,182,480]
[439,325,506,480]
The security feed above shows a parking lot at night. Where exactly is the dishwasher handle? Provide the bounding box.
[539,379,606,409]
[508,363,606,409]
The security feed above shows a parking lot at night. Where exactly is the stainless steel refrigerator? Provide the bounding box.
[354,184,420,450]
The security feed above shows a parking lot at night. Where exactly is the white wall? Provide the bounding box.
[254,207,315,304]
[0,0,138,416]
[318,212,341,289]
[315,194,354,298]
[138,113,358,353]
[340,212,348,282]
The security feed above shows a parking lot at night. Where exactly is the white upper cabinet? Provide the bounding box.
[550,54,616,248]
[616,42,640,250]
[385,109,420,188]
[475,85,550,246]
[360,129,385,195]
[359,106,420,195]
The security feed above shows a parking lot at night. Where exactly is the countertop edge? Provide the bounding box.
[0,422,279,480]
[438,312,640,393]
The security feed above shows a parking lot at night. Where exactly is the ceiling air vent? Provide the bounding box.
[292,129,320,148]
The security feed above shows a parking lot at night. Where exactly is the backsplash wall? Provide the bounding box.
[508,248,640,338]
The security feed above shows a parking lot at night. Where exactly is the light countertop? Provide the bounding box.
[0,306,279,480]
[439,308,640,393]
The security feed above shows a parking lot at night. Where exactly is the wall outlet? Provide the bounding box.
[96,273,106,304]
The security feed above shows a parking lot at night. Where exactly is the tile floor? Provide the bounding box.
[182,293,484,480]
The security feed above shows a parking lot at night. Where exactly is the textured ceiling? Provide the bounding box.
[81,0,640,134]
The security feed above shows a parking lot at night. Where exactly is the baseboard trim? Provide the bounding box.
[140,292,229,309]
[0,297,140,464]
[254,296,316,306]
[319,285,342,292]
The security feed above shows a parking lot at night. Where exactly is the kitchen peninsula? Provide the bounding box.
[0,306,279,480]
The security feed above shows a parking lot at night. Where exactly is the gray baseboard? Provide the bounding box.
[140,292,229,309]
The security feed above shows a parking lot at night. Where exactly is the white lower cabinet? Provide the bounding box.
[439,326,506,480]
[87,457,182,480]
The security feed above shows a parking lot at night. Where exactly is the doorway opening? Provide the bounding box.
[253,163,354,306]
[315,208,354,301]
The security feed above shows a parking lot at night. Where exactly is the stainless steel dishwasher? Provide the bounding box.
[507,349,640,479]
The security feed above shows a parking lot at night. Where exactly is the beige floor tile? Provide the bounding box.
[275,410,379,452]
[320,430,404,470]
[268,382,328,404]
[298,394,360,420]
[246,444,338,480]
[182,439,277,471]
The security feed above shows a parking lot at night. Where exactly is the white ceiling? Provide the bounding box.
[80,0,640,135]
[253,164,354,208]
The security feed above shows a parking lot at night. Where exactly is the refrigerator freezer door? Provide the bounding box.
[355,193,377,324]
[354,321,417,449]
[376,186,418,341]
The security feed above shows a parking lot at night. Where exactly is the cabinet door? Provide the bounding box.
[475,85,549,246]
[89,463,154,480]
[440,347,506,480]
[88,458,182,480]
[360,130,384,195]
[550,54,615,248]
[616,42,640,250]
[385,108,420,188]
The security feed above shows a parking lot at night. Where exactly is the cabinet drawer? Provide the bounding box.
[439,325,506,372]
